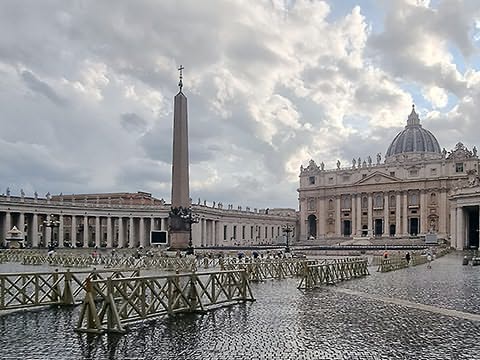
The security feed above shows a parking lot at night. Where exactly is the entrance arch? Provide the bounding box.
[307,214,317,239]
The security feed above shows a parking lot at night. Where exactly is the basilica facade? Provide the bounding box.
[298,106,480,250]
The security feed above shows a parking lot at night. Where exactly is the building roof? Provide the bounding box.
[385,105,441,158]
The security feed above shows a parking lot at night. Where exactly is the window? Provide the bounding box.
[342,175,350,182]
[251,226,254,239]
[456,163,464,173]
[272,226,274,238]
[390,171,395,177]
[362,174,367,179]
[233,226,237,239]
[342,196,351,209]
[265,227,268,238]
[390,195,396,207]
[328,177,334,184]
[308,198,315,210]
[374,194,383,208]
[410,193,419,206]
[223,225,227,240]
[430,168,437,175]
[409,169,418,177]
[242,226,245,239]
[362,196,368,209]
[309,176,316,185]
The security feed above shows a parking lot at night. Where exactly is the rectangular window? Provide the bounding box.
[390,171,395,177]
[309,176,315,185]
[409,169,418,177]
[265,227,268,238]
[242,226,245,240]
[223,225,227,240]
[277,227,280,236]
[456,163,464,173]
[271,226,274,238]
[233,226,237,239]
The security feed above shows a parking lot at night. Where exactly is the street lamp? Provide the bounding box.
[282,224,294,253]
[43,214,60,250]
[181,207,199,255]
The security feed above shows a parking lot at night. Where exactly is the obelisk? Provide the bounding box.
[168,65,191,250]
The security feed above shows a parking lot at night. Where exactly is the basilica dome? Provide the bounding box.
[385,105,441,159]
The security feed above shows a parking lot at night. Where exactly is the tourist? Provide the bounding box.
[383,251,388,259]
[427,252,432,269]
[405,252,411,264]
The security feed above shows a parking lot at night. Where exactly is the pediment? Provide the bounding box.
[355,172,400,185]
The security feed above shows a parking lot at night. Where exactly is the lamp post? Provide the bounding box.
[43,214,60,250]
[282,224,294,253]
[182,207,199,255]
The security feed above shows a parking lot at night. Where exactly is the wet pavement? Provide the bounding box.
[0,252,479,359]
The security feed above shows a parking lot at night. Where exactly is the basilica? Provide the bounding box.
[298,106,480,250]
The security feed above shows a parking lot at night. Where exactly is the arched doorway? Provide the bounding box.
[307,214,317,239]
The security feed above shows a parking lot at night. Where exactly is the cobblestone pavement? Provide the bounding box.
[0,252,479,359]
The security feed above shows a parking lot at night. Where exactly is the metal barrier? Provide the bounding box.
[298,258,369,289]
[0,268,139,311]
[75,269,255,334]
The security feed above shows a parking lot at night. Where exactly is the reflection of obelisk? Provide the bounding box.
[168,65,190,250]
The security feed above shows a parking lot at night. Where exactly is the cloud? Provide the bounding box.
[0,0,479,209]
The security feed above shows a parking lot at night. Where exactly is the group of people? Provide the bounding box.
[383,249,434,268]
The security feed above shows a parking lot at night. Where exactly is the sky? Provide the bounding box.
[1,0,480,210]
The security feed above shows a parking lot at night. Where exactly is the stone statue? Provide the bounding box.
[34,191,38,199]
[45,192,51,200]
[336,160,341,169]
[20,189,25,198]
[376,153,381,164]
[213,201,216,208]
[442,148,447,157]
[474,146,477,157]
[300,165,304,172]
[198,198,201,205]
[320,162,325,171]
[363,160,367,167]
[6,187,10,196]
[203,200,207,206]
[352,158,356,168]
[358,158,361,167]
[368,156,372,166]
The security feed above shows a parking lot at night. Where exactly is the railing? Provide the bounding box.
[75,269,255,334]
[376,247,453,272]
[0,268,139,311]
[298,258,369,289]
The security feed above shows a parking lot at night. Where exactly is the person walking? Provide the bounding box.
[427,252,432,269]
[405,252,411,264]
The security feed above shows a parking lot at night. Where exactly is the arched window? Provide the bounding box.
[374,194,383,208]
[390,195,396,207]
[362,196,368,209]
[342,195,351,209]
[328,199,334,210]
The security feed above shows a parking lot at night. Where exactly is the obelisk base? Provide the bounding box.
[169,231,190,250]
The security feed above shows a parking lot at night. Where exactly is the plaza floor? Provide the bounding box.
[0,252,478,359]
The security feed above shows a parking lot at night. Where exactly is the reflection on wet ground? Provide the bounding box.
[0,252,479,359]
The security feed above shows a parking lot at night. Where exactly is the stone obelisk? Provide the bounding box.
[168,65,191,250]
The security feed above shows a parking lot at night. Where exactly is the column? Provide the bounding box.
[45,218,52,247]
[395,193,401,237]
[193,221,201,245]
[83,216,89,247]
[139,217,146,247]
[150,217,155,232]
[95,216,101,247]
[107,217,113,248]
[335,197,341,236]
[356,196,362,236]
[439,191,448,236]
[383,192,389,237]
[367,194,373,236]
[58,215,64,248]
[202,218,207,246]
[420,191,426,235]
[402,193,408,236]
[4,212,11,243]
[118,217,125,248]
[129,217,135,247]
[161,218,167,231]
[18,213,25,234]
[71,216,77,247]
[32,214,39,247]
[450,207,456,248]
[212,220,216,246]
[351,195,356,237]
[317,198,325,238]
[456,207,464,250]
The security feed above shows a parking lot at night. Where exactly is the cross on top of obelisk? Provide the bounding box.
[178,65,184,92]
